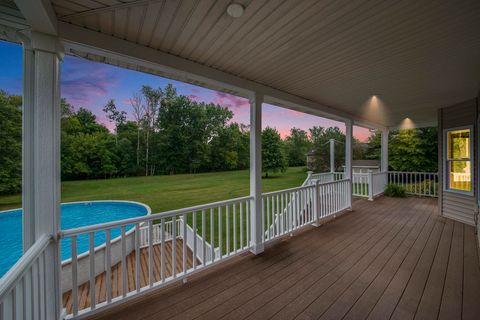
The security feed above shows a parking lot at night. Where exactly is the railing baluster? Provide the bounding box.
[272,195,276,236]
[193,210,197,269]
[295,191,302,229]
[172,216,177,278]
[266,195,270,240]
[134,225,140,291]
[210,208,214,262]
[148,221,153,287]
[121,226,127,297]
[105,229,112,303]
[233,204,237,253]
[89,232,95,310]
[261,197,265,241]
[71,235,78,316]
[423,173,426,196]
[226,205,230,256]
[246,200,250,247]
[11,287,16,320]
[280,193,284,234]
[160,218,165,282]
[202,209,206,266]
[218,207,222,259]
[240,202,244,250]
[183,213,187,275]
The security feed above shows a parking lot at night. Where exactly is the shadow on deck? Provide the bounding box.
[87,197,480,320]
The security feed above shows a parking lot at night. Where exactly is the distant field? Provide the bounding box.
[0,167,308,212]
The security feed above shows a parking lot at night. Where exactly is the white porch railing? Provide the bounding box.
[262,184,315,242]
[263,179,351,243]
[58,196,252,318]
[352,173,370,198]
[370,172,388,200]
[309,172,344,184]
[0,234,53,320]
[388,171,438,197]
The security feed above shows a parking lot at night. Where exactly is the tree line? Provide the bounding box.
[0,87,438,195]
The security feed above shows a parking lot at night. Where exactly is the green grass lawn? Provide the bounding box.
[0,167,308,212]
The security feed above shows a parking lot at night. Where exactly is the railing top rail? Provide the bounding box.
[311,171,344,176]
[262,184,315,196]
[0,233,52,300]
[60,195,253,237]
[317,178,350,187]
[387,171,438,175]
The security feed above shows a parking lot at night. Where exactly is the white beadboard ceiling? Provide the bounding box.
[6,0,480,127]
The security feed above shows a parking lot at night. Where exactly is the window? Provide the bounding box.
[445,127,472,193]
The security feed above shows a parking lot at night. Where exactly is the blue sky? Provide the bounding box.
[0,40,370,140]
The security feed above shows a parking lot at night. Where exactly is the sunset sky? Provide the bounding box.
[0,40,371,141]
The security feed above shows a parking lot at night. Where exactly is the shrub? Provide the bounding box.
[384,184,406,197]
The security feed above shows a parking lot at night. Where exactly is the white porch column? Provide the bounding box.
[330,138,335,173]
[249,92,264,255]
[381,128,389,172]
[22,31,62,319]
[345,120,353,209]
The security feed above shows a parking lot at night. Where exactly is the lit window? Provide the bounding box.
[446,128,472,193]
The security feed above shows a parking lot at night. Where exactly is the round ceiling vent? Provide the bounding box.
[227,3,245,18]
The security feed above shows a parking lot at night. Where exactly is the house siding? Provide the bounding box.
[439,98,479,227]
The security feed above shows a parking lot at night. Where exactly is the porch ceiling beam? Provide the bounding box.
[57,22,386,130]
[14,0,57,35]
[58,0,163,19]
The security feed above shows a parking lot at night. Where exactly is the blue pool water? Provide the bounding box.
[0,201,149,277]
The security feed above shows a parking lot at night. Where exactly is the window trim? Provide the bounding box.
[443,125,474,196]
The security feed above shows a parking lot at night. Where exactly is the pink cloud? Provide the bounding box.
[187,94,202,102]
[61,56,120,107]
[212,92,249,111]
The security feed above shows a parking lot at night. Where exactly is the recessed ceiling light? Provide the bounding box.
[227,3,244,18]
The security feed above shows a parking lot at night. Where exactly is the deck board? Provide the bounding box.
[81,197,480,320]
[462,226,480,320]
[437,221,464,320]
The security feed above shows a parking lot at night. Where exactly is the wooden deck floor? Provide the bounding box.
[63,239,196,313]
[89,197,480,320]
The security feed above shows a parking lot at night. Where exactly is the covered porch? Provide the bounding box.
[1,1,480,319]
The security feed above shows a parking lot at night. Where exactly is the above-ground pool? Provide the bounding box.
[0,201,150,277]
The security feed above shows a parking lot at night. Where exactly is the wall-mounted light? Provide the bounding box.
[227,3,245,18]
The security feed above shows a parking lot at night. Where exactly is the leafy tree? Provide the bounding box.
[262,127,286,177]
[102,99,126,145]
[74,107,108,134]
[208,123,249,171]
[0,91,21,194]
[365,130,381,160]
[310,127,346,172]
[129,93,145,167]
[142,85,163,176]
[389,128,437,172]
[284,127,311,166]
